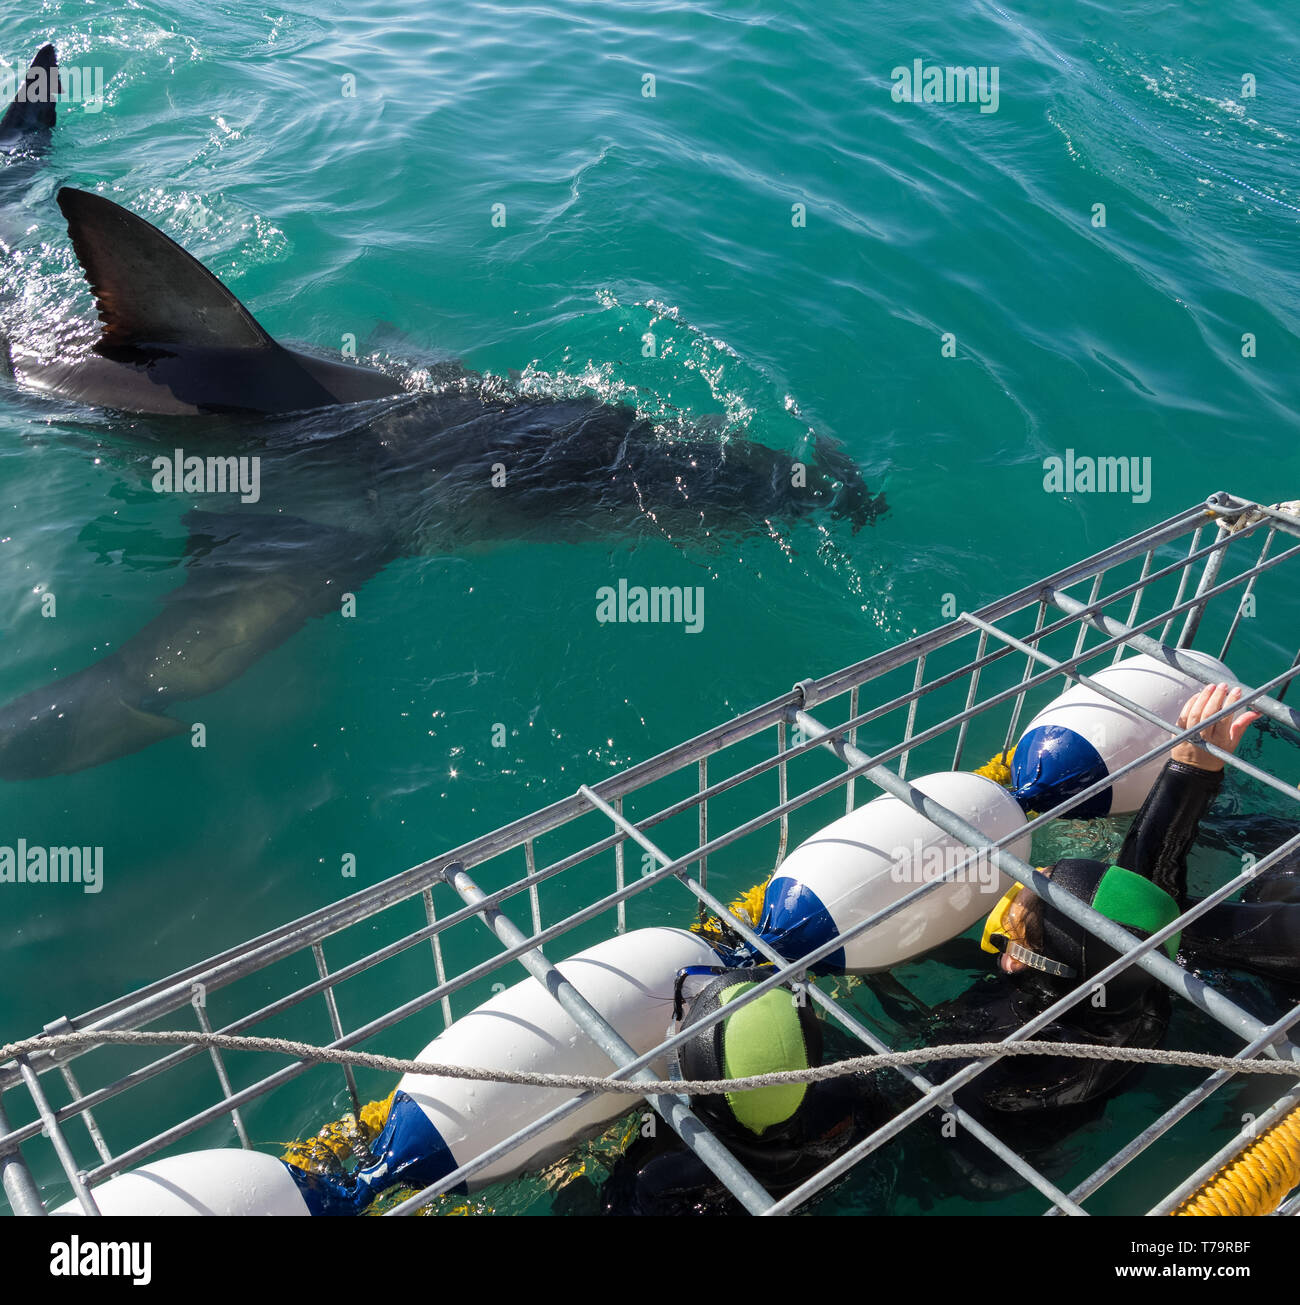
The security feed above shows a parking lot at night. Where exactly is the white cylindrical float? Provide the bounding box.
[54,1149,312,1217]
[55,925,719,1215]
[352,925,719,1204]
[1009,651,1233,818]
[748,771,1031,973]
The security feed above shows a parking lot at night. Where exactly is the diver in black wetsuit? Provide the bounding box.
[984,684,1300,994]
[985,680,1300,993]
[930,682,1261,1127]
[595,970,890,1216]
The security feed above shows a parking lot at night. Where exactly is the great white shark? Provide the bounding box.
[0,49,884,779]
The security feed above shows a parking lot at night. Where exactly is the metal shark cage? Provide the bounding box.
[3,489,1300,1217]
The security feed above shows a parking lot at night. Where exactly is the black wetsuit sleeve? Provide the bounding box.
[1115,760,1222,904]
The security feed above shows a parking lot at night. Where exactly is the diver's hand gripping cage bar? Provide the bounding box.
[3,490,1300,1216]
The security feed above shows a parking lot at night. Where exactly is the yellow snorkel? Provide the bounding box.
[980,882,1024,954]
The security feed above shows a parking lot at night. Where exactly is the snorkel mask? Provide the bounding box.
[980,880,1077,977]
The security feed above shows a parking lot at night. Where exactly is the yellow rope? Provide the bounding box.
[1174,1104,1300,1216]
[691,878,770,945]
[973,750,1013,788]
[280,1090,396,1175]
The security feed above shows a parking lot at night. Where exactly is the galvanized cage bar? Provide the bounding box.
[1178,519,1232,649]
[1114,547,1154,664]
[191,993,252,1150]
[950,627,988,772]
[14,1059,99,1216]
[846,683,860,811]
[312,943,360,1120]
[1001,599,1047,755]
[1218,527,1274,662]
[1160,524,1203,644]
[697,757,709,892]
[43,1019,112,1168]
[524,837,543,938]
[420,888,454,1033]
[897,653,926,781]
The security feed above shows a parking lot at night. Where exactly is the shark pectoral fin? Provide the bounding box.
[114,699,189,743]
[0,45,58,142]
[0,513,391,779]
[71,695,188,767]
[0,661,187,781]
[117,509,393,701]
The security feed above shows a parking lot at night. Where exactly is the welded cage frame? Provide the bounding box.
[3,489,1300,1217]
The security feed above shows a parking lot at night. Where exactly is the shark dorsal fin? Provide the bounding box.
[57,187,276,351]
[0,45,58,139]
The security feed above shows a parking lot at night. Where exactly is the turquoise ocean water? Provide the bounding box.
[2,0,1300,1215]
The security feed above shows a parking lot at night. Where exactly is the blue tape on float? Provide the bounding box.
[284,1158,366,1217]
[751,876,846,973]
[354,1089,463,1204]
[1010,725,1111,818]
[285,1089,463,1215]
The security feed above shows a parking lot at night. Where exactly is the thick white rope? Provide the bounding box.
[3,1028,1297,1097]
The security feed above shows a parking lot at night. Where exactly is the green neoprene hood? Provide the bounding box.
[717,981,809,1135]
[1094,865,1181,958]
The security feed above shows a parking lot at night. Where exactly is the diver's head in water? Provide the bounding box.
[675,969,822,1140]
[981,862,1181,1007]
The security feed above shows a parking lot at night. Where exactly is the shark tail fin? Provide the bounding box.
[0,45,58,138]
[56,186,278,351]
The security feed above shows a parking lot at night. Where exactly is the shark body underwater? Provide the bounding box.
[0,45,884,781]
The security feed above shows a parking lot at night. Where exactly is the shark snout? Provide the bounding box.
[810,438,885,534]
[829,478,887,534]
